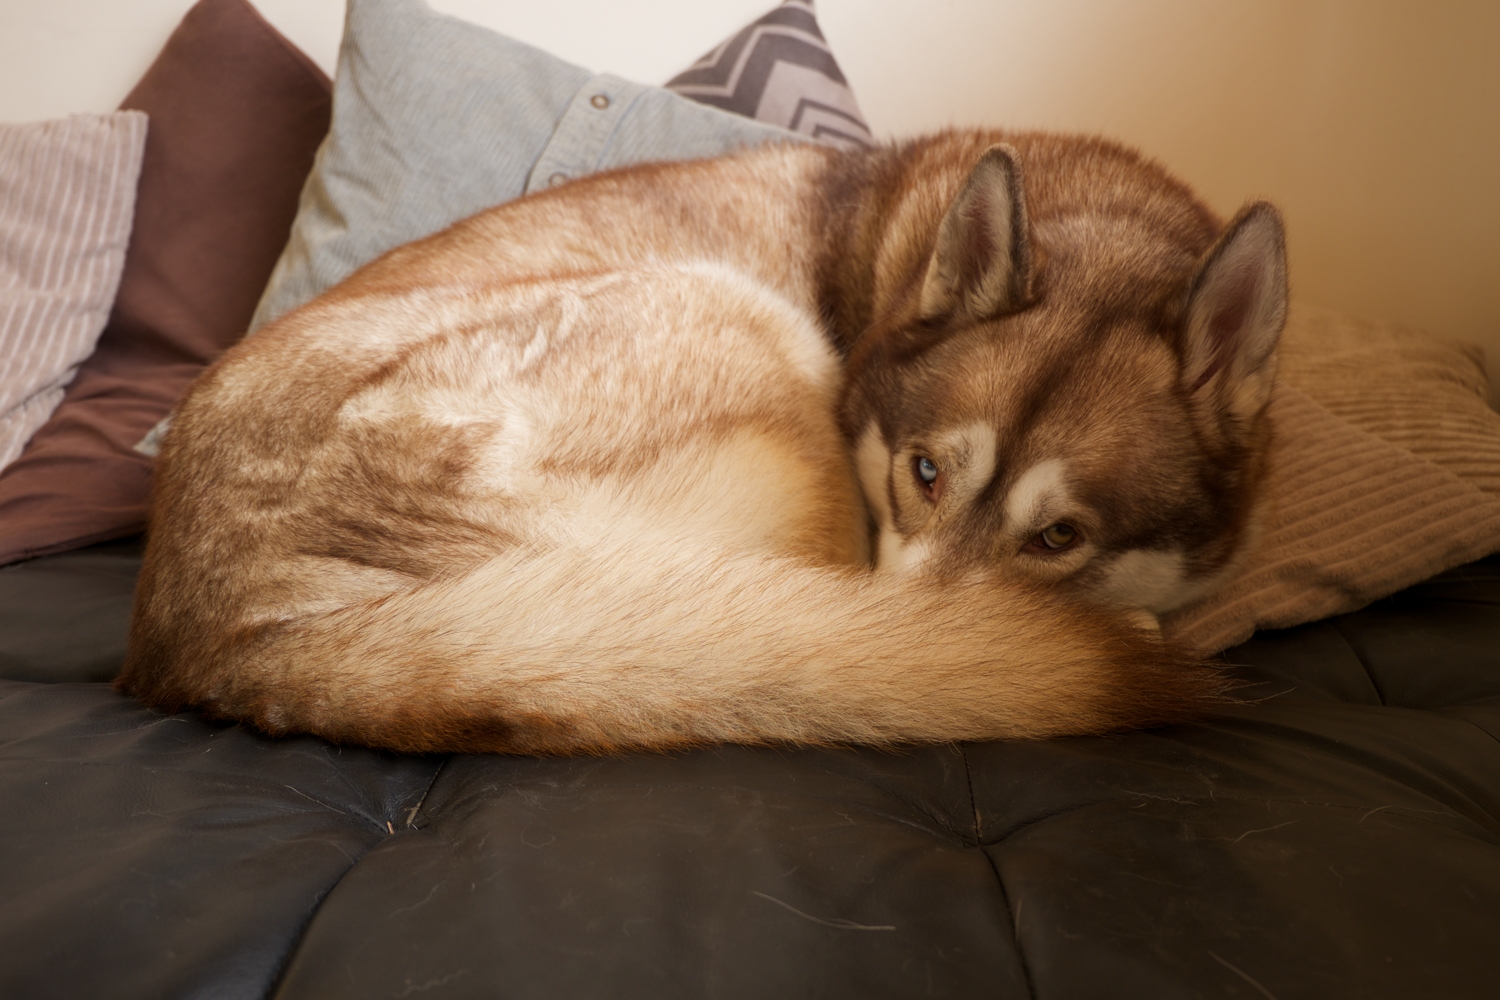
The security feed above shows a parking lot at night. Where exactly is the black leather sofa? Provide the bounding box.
[2,537,1497,998]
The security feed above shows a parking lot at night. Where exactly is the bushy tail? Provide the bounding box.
[127,535,1233,754]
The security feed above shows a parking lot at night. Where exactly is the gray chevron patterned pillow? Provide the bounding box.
[665,0,873,149]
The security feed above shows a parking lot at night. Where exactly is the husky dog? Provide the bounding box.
[119,130,1286,754]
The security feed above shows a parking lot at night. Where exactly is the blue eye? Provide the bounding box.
[916,457,939,485]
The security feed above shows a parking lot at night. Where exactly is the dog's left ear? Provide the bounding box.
[1180,202,1288,421]
[919,144,1034,324]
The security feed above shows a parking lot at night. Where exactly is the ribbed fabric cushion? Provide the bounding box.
[1278,303,1500,495]
[0,113,147,470]
[1166,303,1500,651]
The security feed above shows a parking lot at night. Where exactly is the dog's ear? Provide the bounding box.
[919,144,1034,323]
[1180,201,1288,421]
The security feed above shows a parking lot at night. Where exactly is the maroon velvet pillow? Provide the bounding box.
[0,0,331,565]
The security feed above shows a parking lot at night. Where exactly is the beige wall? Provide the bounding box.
[4,0,1497,403]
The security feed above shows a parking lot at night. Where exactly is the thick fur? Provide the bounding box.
[119,131,1287,754]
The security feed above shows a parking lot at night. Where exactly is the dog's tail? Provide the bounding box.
[123,532,1231,754]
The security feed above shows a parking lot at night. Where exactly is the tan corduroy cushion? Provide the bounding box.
[1278,304,1500,494]
[1166,302,1500,653]
[0,112,148,471]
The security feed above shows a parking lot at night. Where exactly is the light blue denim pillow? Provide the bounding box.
[133,0,809,457]
[248,0,804,332]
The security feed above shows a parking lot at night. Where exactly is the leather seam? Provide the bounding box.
[958,741,981,845]
[1327,617,1389,706]
[960,743,1038,1000]
[977,843,1038,1000]
[401,756,449,830]
[265,755,451,997]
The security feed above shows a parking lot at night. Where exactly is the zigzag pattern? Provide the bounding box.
[666,1,873,149]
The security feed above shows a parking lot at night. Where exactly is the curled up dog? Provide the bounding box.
[118,130,1288,754]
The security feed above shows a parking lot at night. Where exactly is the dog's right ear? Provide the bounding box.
[919,144,1035,324]
[1180,202,1288,424]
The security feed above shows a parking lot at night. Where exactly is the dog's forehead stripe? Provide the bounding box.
[937,421,999,501]
[1003,458,1068,529]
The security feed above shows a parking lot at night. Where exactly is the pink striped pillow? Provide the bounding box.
[0,112,148,470]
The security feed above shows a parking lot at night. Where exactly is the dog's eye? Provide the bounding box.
[912,456,942,502]
[1037,523,1076,550]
